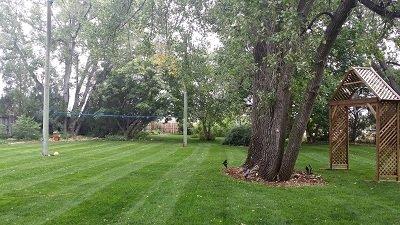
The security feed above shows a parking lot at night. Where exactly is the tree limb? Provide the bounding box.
[359,0,400,19]
[387,61,400,67]
[302,11,334,35]
[13,41,43,92]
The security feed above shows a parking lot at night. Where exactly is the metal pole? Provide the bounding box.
[42,0,52,156]
[183,83,188,147]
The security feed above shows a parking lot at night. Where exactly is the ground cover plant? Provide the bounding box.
[0,136,399,225]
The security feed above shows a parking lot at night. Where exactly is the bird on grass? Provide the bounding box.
[222,160,228,168]
[305,164,313,175]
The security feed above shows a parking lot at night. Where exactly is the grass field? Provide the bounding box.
[0,135,399,225]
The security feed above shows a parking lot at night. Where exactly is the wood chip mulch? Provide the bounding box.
[224,167,325,187]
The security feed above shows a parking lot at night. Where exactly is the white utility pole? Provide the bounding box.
[183,83,188,147]
[42,0,52,156]
[182,33,190,147]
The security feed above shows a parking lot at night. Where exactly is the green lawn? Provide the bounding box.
[0,136,399,225]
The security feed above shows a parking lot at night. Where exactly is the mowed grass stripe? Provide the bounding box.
[115,145,208,224]
[0,140,91,152]
[0,141,95,158]
[0,142,115,177]
[0,142,53,153]
[0,141,131,185]
[0,141,106,166]
[34,144,186,225]
[26,143,164,193]
[0,142,159,194]
[0,141,150,177]
[164,144,230,225]
[0,142,175,225]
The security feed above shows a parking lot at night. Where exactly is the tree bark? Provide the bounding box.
[278,0,357,180]
[62,40,76,134]
[243,0,313,181]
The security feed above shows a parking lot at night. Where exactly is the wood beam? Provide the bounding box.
[366,103,376,119]
[330,98,379,106]
[343,80,363,86]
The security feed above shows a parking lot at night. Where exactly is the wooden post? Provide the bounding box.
[329,105,332,169]
[346,106,349,170]
[376,103,380,181]
[397,102,400,181]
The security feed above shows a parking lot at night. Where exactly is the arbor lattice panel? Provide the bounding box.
[330,105,349,169]
[377,101,399,180]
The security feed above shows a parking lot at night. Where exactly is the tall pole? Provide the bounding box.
[42,0,52,156]
[183,83,188,147]
[182,33,189,147]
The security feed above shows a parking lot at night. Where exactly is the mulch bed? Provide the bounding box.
[224,167,325,187]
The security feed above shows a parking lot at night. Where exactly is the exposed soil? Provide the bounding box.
[224,167,325,187]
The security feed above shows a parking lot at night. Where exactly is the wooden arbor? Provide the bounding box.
[329,67,400,181]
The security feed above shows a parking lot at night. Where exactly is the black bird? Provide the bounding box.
[306,164,313,175]
[222,160,228,168]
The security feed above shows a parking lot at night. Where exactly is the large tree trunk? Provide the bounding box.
[278,0,357,180]
[244,37,293,180]
[69,59,97,135]
[62,40,76,134]
[349,107,361,143]
[243,0,313,181]
[244,0,358,181]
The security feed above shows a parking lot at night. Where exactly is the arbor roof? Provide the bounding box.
[331,67,400,102]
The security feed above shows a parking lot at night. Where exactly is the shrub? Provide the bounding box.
[223,125,251,146]
[105,134,127,141]
[191,125,215,141]
[211,123,230,137]
[12,116,41,140]
[0,124,7,139]
[133,131,149,140]
[60,132,71,140]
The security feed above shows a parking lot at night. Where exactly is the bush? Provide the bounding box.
[60,132,72,140]
[211,123,230,137]
[105,134,127,141]
[223,125,251,146]
[0,124,7,139]
[133,131,149,140]
[191,125,215,141]
[12,116,41,140]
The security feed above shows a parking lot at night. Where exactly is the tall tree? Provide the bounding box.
[210,0,400,181]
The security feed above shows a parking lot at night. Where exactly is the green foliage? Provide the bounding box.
[223,125,251,146]
[90,59,169,138]
[60,132,72,140]
[192,124,217,141]
[211,123,229,137]
[105,134,127,141]
[12,115,40,140]
[132,131,149,140]
[104,132,148,141]
[0,124,7,139]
